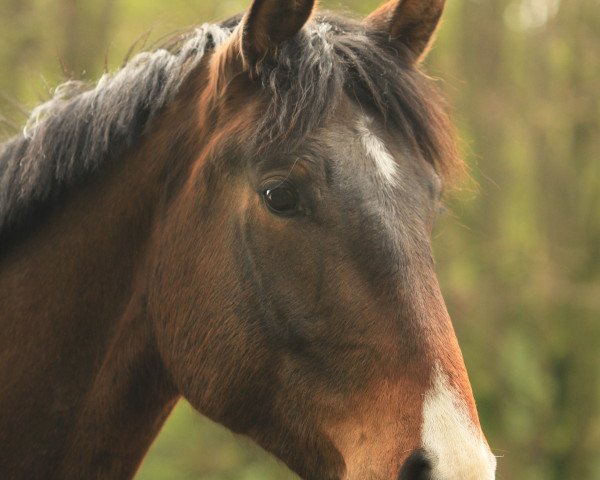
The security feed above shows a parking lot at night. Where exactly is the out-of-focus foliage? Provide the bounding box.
[1,0,599,478]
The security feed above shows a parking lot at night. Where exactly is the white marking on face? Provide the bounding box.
[421,365,497,480]
[357,117,399,187]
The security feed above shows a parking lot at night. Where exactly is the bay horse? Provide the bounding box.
[0,0,497,479]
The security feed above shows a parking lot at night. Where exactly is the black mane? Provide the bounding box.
[0,14,458,248]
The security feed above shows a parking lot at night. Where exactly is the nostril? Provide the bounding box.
[398,450,432,480]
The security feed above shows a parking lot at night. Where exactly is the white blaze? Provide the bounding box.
[421,365,497,480]
[357,117,399,187]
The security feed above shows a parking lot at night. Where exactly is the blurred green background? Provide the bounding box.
[1,0,599,479]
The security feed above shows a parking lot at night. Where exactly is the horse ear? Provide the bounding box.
[365,0,445,63]
[239,0,316,69]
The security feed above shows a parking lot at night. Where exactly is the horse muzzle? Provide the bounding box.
[398,448,496,480]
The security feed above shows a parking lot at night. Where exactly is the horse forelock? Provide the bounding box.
[250,14,462,178]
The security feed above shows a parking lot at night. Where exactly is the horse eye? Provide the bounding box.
[263,186,299,216]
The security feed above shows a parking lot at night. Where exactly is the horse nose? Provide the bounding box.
[398,450,432,480]
[398,447,497,480]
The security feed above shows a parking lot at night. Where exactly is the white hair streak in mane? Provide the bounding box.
[23,81,88,140]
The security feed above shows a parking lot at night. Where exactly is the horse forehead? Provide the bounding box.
[355,116,400,188]
[322,113,427,206]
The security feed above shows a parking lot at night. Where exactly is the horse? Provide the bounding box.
[0,0,497,479]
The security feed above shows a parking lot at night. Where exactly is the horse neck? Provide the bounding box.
[0,90,204,478]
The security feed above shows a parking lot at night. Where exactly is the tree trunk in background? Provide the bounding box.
[432,1,600,479]
[60,0,116,79]
[0,0,37,131]
[540,3,600,478]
